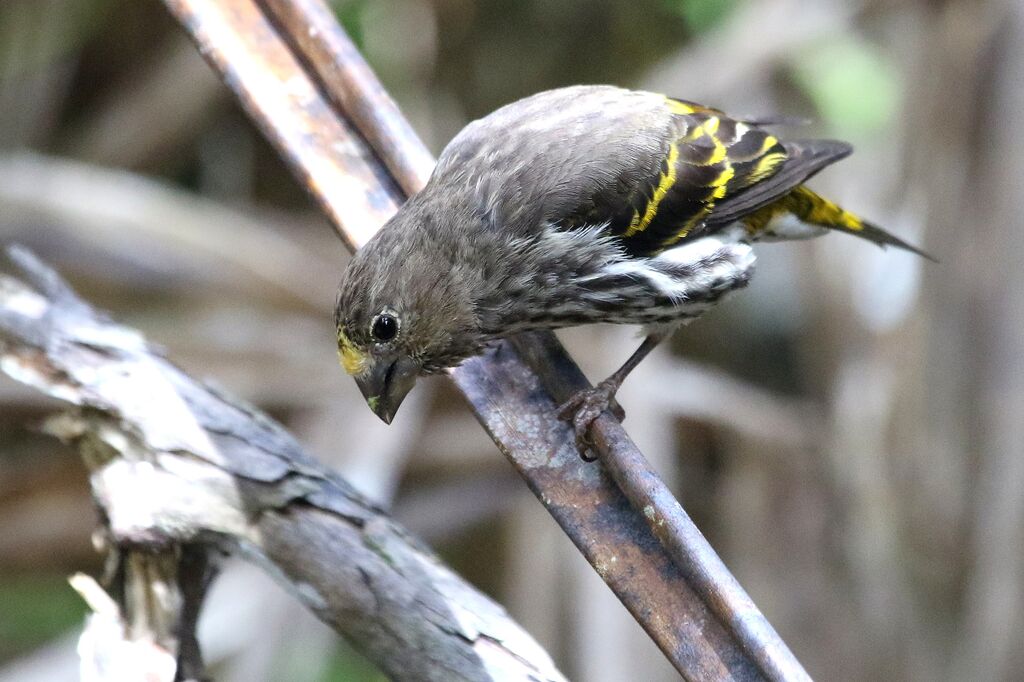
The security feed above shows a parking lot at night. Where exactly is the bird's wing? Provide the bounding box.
[559,97,851,257]
[703,139,852,227]
[435,87,850,258]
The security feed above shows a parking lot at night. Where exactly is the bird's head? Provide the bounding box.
[334,210,485,423]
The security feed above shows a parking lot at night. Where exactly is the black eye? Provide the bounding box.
[371,313,399,342]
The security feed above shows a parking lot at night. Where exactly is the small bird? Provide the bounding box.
[335,85,929,451]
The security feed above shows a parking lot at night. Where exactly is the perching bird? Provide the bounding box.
[334,85,929,451]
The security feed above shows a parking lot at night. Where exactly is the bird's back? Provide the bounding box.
[432,86,675,241]
[430,84,927,259]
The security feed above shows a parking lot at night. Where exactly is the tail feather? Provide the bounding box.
[842,218,937,262]
[783,186,936,261]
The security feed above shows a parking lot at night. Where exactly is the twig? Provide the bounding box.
[0,247,566,682]
[256,0,435,194]
[162,0,813,679]
[512,332,810,682]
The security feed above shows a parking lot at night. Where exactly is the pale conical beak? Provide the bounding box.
[354,357,419,424]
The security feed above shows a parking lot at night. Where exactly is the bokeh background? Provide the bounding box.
[1,0,1022,680]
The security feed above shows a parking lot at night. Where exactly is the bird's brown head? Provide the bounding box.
[334,205,486,424]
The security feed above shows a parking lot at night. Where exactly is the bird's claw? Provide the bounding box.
[557,380,625,460]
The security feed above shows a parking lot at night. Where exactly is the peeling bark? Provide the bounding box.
[0,246,565,682]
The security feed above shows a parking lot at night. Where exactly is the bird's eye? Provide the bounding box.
[371,313,399,342]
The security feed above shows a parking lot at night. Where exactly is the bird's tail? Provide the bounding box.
[782,186,935,261]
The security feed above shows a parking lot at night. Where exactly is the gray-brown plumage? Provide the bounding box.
[335,85,929,448]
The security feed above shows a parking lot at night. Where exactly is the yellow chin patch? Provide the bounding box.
[337,327,369,376]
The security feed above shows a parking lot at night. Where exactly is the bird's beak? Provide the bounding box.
[354,356,419,424]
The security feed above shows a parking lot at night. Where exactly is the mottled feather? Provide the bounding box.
[431,87,927,261]
[334,85,933,426]
[337,85,929,381]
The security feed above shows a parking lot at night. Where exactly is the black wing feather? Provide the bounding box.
[705,140,852,229]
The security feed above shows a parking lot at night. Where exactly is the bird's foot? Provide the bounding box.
[557,379,625,461]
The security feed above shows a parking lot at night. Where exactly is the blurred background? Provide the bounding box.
[1,0,1022,680]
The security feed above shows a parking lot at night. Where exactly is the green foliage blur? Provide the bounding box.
[791,37,899,139]
[663,0,741,32]
[0,577,86,659]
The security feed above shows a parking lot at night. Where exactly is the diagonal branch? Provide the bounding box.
[163,0,811,679]
[0,246,566,682]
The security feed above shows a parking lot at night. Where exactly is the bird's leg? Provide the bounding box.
[558,332,666,459]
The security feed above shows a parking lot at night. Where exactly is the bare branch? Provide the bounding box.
[0,249,565,682]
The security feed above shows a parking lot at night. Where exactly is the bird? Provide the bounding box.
[334,85,930,454]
